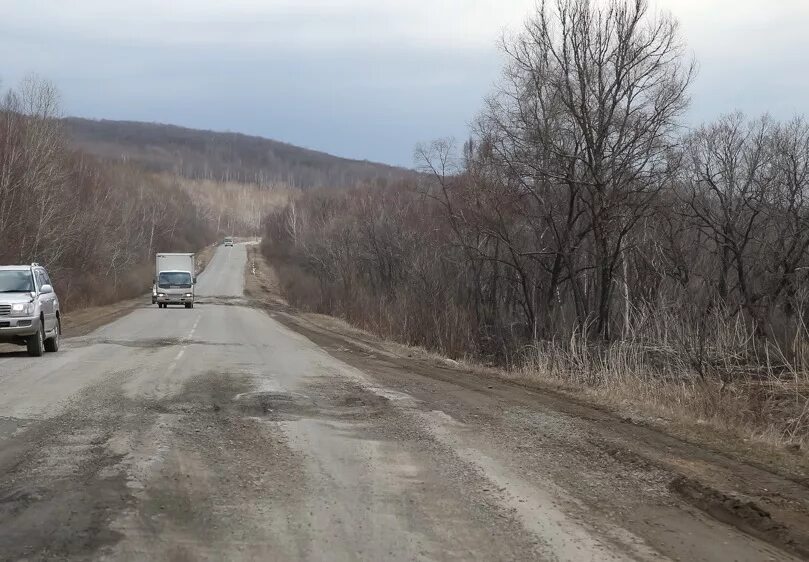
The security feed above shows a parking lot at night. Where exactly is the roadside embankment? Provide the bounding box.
[244,244,809,559]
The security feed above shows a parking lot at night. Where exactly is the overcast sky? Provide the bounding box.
[2,0,808,166]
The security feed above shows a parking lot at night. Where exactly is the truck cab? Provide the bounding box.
[154,253,196,309]
[155,270,195,308]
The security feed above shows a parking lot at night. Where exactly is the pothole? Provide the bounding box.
[229,387,392,422]
[95,337,185,349]
[232,391,318,420]
[93,338,234,349]
[316,391,391,420]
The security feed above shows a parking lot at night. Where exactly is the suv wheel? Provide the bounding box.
[27,324,45,357]
[45,318,61,353]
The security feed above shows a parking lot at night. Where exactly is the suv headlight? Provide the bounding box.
[10,302,34,317]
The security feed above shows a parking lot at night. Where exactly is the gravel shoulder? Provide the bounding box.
[245,244,809,561]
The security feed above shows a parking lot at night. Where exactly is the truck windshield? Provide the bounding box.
[158,272,193,288]
[0,270,35,293]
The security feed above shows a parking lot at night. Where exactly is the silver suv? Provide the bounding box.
[0,264,61,357]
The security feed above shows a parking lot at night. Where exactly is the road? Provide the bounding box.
[0,243,802,561]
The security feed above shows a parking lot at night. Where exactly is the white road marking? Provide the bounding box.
[167,313,200,374]
[187,315,201,340]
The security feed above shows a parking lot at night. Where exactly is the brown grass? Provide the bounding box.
[510,344,809,467]
[506,311,809,453]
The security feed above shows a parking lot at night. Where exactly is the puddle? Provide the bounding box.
[0,416,33,439]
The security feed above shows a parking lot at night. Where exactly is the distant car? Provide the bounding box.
[224,237,234,247]
[0,263,61,356]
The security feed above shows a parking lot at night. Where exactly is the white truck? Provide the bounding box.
[153,253,196,309]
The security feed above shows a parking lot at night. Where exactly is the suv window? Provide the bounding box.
[34,269,52,290]
[0,270,35,292]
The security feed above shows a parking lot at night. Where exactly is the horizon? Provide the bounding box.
[62,116,410,169]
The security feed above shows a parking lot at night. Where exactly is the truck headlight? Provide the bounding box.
[184,293,193,297]
[158,293,166,297]
[10,303,34,317]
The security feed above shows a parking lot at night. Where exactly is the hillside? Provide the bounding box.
[62,117,414,189]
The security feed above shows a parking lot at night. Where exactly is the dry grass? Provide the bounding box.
[508,361,809,476]
[509,312,809,464]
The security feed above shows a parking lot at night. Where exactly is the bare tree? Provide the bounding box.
[682,114,774,329]
[0,77,217,309]
[478,0,694,339]
[764,118,809,319]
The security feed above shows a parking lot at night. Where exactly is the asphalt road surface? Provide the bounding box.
[0,243,800,561]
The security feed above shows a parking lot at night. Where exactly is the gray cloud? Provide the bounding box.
[2,0,808,166]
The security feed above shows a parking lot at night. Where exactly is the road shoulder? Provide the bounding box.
[244,244,809,560]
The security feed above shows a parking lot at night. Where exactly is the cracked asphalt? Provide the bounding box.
[0,243,800,561]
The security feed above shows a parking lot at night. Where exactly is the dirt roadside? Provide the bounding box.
[244,244,809,560]
[61,298,147,338]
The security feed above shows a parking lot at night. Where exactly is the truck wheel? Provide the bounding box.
[185,303,192,309]
[44,318,61,352]
[27,324,45,357]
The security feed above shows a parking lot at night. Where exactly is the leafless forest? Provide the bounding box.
[64,117,414,189]
[262,0,809,445]
[0,78,309,312]
[171,176,297,236]
[0,77,220,309]
[1,71,410,315]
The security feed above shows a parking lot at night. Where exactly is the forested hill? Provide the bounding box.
[62,117,414,189]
